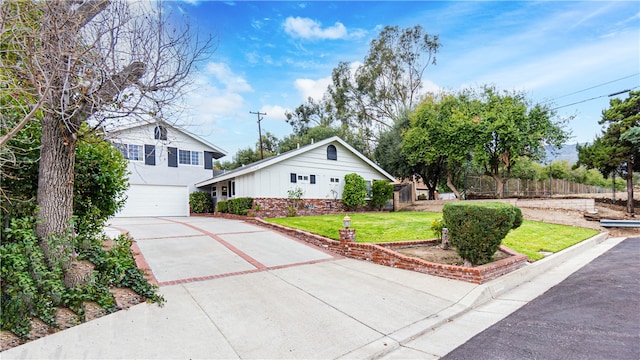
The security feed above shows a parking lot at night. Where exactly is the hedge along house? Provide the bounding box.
[195,136,395,217]
[106,120,227,217]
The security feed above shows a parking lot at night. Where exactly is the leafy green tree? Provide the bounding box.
[374,112,414,180]
[287,25,441,153]
[402,92,475,199]
[342,173,367,211]
[510,158,546,180]
[577,90,639,215]
[469,86,568,198]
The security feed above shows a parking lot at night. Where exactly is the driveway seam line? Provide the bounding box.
[182,284,242,359]
[161,217,268,271]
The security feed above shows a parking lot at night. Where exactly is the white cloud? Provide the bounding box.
[259,105,289,122]
[283,17,348,40]
[205,62,253,92]
[294,77,331,101]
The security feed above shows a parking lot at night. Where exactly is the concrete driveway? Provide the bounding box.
[4,216,478,359]
[106,216,338,285]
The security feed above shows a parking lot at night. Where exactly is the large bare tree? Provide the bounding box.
[1,0,212,261]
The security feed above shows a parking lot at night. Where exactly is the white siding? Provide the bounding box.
[226,142,389,199]
[110,124,215,191]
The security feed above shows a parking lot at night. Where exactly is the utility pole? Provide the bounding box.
[250,111,266,159]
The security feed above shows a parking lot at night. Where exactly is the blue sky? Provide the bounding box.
[168,1,639,160]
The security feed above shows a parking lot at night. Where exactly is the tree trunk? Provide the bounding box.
[426,183,437,200]
[36,113,77,261]
[626,161,635,217]
[446,171,461,199]
[492,173,505,199]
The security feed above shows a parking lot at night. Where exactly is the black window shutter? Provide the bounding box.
[204,151,213,170]
[144,144,156,165]
[290,173,297,183]
[168,147,178,167]
[310,175,316,184]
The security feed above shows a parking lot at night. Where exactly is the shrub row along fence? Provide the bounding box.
[466,175,613,198]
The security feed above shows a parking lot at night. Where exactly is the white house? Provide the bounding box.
[195,136,395,216]
[107,120,227,217]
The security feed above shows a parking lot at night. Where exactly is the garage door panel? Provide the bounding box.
[117,184,189,217]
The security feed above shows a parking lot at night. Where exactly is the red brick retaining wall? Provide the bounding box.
[250,198,345,218]
[215,214,528,284]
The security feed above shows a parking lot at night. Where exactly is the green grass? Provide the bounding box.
[265,212,600,262]
[504,220,599,261]
[265,212,442,242]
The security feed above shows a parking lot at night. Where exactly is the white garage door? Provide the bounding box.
[116,184,189,217]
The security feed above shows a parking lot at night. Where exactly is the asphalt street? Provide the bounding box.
[442,237,640,360]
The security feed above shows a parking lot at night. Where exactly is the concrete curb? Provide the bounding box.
[457,231,609,309]
[344,231,611,360]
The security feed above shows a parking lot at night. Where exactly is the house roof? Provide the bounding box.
[195,136,395,187]
[107,119,227,159]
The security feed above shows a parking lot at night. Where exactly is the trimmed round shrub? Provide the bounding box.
[370,180,394,210]
[442,202,522,265]
[342,173,367,211]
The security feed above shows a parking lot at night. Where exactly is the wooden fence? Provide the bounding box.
[465,175,612,198]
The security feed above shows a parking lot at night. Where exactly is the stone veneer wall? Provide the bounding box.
[211,214,529,284]
[251,198,349,218]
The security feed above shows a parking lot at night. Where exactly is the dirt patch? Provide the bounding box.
[521,205,640,238]
[395,244,511,266]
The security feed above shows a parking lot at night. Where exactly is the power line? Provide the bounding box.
[542,73,639,104]
[551,86,638,111]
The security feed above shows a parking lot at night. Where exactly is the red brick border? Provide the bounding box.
[238,216,527,284]
[109,226,159,286]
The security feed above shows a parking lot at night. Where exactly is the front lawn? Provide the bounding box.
[266,212,442,242]
[503,220,599,261]
[265,212,600,262]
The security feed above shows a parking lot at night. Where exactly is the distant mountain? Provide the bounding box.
[543,143,587,164]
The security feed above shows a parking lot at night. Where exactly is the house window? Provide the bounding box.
[310,175,316,184]
[366,180,372,197]
[178,150,201,165]
[154,126,167,140]
[221,186,228,196]
[212,186,217,197]
[327,145,337,160]
[290,173,297,183]
[330,177,340,183]
[116,143,143,161]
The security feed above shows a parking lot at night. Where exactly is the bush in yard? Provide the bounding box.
[430,218,445,240]
[73,129,129,236]
[342,173,367,211]
[216,198,253,215]
[216,200,229,213]
[1,123,129,235]
[442,202,522,266]
[229,197,254,215]
[190,191,213,213]
[370,180,393,210]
